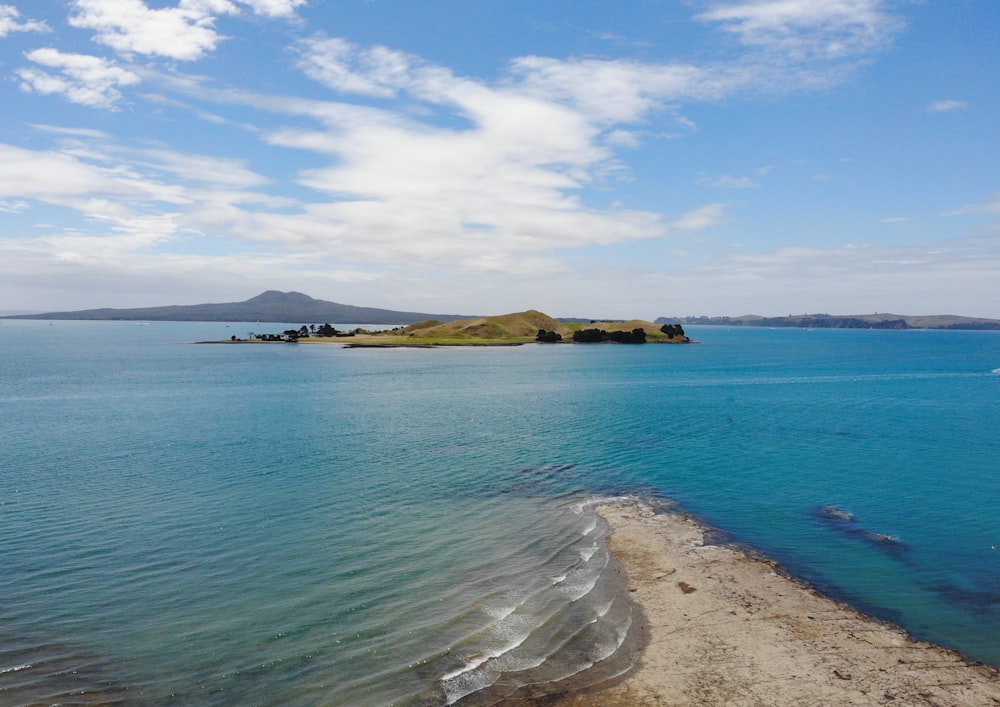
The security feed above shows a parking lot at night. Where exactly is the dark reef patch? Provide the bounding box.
[813,505,911,561]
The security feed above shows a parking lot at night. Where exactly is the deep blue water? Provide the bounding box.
[1,320,998,705]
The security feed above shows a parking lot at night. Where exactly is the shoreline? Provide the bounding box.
[543,500,1000,706]
[194,338,693,346]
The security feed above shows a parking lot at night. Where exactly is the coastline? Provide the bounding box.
[544,500,1000,706]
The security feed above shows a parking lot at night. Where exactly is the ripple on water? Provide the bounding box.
[425,498,645,706]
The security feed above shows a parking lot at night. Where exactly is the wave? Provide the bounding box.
[439,620,536,682]
[443,593,638,705]
[481,604,517,621]
[569,494,634,515]
[434,499,643,706]
[0,663,32,674]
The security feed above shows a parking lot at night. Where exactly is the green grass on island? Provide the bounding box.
[217,310,691,346]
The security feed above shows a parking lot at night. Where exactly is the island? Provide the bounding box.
[203,310,691,346]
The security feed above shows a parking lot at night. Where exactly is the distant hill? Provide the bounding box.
[658,313,1000,331]
[3,291,471,324]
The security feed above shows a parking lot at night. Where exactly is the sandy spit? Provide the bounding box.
[543,500,1000,707]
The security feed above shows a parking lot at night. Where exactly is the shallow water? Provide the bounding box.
[1,321,998,704]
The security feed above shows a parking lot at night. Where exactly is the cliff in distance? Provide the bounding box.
[660,313,1000,331]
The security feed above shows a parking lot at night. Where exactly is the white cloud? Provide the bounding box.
[18,48,141,110]
[711,174,760,188]
[285,35,831,269]
[0,143,192,269]
[297,37,753,126]
[624,234,1000,318]
[605,129,641,148]
[0,199,29,213]
[28,124,112,140]
[168,22,907,274]
[928,99,967,112]
[508,56,732,124]
[130,147,270,188]
[69,0,237,61]
[674,203,727,231]
[65,0,305,62]
[272,38,675,267]
[0,142,187,205]
[0,137,284,272]
[0,4,49,36]
[298,37,415,98]
[696,0,901,60]
[237,0,305,18]
[0,144,112,200]
[949,194,1000,218]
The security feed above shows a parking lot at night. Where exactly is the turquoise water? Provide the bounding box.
[1,321,998,704]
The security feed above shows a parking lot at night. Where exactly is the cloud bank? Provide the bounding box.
[2,0,997,317]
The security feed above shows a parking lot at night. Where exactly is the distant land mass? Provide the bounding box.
[659,313,1000,331]
[2,291,473,325]
[5,291,997,330]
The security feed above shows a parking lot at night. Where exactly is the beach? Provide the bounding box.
[545,501,1000,706]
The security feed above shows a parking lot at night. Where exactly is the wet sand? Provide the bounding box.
[546,500,1000,706]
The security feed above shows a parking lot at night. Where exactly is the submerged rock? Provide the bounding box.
[816,505,854,523]
[813,505,909,556]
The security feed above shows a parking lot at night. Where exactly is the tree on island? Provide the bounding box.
[572,328,647,343]
[536,329,563,343]
[608,328,647,343]
[660,323,686,339]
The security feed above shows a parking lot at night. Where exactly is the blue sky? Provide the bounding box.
[1,1,998,318]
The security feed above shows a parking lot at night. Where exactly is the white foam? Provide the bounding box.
[562,573,601,602]
[482,605,516,620]
[594,596,615,618]
[593,615,632,662]
[442,666,497,705]
[441,612,539,682]
[0,663,32,674]
[440,653,492,681]
[570,495,631,515]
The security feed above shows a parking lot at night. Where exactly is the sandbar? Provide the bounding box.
[546,500,1000,706]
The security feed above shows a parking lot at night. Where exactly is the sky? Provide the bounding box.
[1,0,999,319]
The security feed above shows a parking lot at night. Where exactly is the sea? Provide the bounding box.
[1,320,998,705]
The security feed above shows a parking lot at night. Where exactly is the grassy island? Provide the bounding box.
[206,310,692,346]
[312,310,690,346]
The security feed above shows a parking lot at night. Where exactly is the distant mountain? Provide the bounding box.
[658,313,1000,331]
[3,291,472,324]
